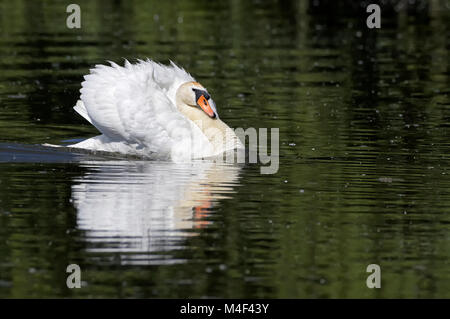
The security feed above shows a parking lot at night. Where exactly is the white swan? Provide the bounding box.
[69,59,244,161]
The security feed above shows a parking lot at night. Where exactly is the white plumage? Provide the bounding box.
[70,59,242,161]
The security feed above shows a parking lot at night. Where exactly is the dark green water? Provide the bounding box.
[0,0,449,298]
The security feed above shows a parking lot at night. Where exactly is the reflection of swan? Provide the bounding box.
[71,160,241,263]
[70,60,243,160]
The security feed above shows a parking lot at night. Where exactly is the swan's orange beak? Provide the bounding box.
[197,95,216,118]
[193,88,218,119]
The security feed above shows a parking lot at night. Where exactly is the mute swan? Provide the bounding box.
[69,59,244,161]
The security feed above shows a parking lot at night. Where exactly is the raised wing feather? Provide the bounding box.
[78,60,197,157]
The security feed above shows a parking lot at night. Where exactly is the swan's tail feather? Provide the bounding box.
[74,100,93,124]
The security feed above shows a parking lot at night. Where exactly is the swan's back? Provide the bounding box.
[73,59,211,159]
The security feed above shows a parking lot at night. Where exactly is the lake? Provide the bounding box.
[0,0,449,298]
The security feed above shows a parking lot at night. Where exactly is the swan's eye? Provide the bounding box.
[192,88,210,100]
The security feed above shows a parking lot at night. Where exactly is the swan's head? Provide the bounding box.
[177,82,219,119]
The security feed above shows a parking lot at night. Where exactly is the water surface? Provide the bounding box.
[0,0,449,298]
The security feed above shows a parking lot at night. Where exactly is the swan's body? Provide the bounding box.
[70,59,243,161]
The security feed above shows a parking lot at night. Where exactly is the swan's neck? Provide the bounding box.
[176,98,238,152]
